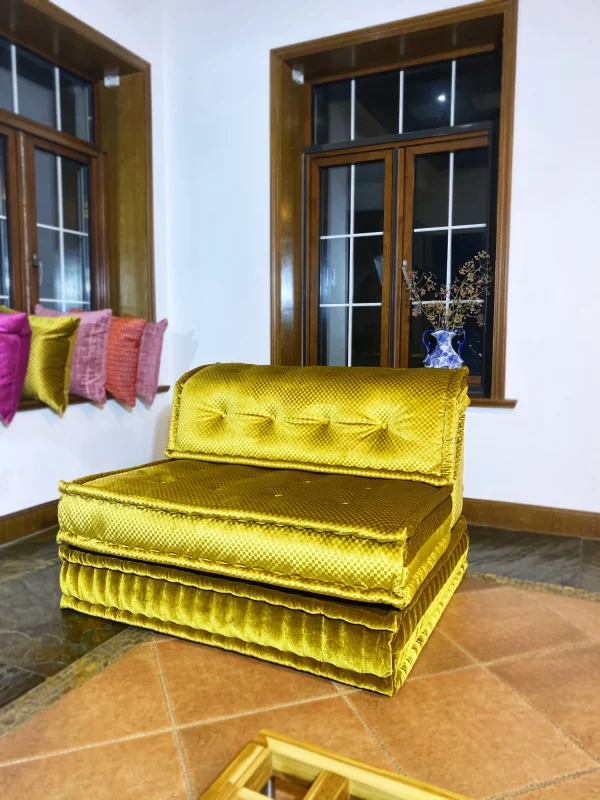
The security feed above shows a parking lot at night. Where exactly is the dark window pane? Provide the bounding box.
[460,316,484,377]
[17,47,56,128]
[320,166,350,236]
[353,235,383,303]
[453,148,489,226]
[0,38,12,112]
[36,227,61,303]
[60,70,93,142]
[354,71,399,139]
[0,137,9,303]
[413,153,449,229]
[0,218,9,303]
[319,306,348,366]
[408,307,431,368]
[354,161,385,234]
[454,51,501,125]
[62,157,89,233]
[319,238,349,305]
[451,229,487,280]
[403,63,451,133]
[314,81,351,145]
[412,230,448,289]
[34,149,58,227]
[64,232,90,306]
[351,306,381,366]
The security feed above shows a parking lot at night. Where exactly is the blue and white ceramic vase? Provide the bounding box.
[423,329,465,368]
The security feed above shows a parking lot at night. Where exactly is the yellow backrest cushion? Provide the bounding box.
[166,363,469,486]
[0,307,80,414]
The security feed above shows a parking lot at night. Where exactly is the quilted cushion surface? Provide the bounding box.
[167,363,469,486]
[58,458,453,608]
[59,519,469,695]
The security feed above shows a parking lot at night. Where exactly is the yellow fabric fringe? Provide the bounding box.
[59,519,468,695]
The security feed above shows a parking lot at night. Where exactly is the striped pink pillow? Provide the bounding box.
[137,319,167,405]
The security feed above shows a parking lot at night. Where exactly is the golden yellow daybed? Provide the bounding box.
[57,363,469,695]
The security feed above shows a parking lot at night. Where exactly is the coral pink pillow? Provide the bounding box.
[105,316,146,407]
[0,311,31,424]
[137,319,167,405]
[35,305,112,404]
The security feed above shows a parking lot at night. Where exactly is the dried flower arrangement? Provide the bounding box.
[402,251,493,331]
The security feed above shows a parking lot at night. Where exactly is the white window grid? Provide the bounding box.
[8,42,92,140]
[0,42,92,310]
[0,200,9,301]
[319,59,489,363]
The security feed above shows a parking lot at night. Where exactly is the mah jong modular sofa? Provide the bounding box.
[57,363,470,696]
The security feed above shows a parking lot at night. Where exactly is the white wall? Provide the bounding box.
[0,0,172,516]
[4,0,599,517]
[163,0,600,513]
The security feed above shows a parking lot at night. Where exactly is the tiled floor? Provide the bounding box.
[0,579,599,799]
[1,525,600,799]
[0,527,124,709]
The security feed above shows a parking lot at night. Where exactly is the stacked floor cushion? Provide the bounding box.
[58,363,470,695]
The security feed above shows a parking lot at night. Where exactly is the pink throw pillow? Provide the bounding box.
[35,305,112,404]
[137,319,168,405]
[0,311,31,424]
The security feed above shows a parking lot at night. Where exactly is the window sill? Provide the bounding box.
[16,385,171,414]
[469,397,518,408]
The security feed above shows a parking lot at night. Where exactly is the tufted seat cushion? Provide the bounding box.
[57,458,453,609]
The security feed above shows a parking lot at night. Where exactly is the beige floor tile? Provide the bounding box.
[408,630,476,679]
[514,770,600,799]
[180,695,395,797]
[457,577,503,593]
[0,646,170,764]
[437,587,588,662]
[525,591,600,639]
[491,642,600,758]
[350,666,595,800]
[0,732,187,799]
[156,640,340,725]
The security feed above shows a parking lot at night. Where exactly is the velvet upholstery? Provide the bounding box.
[1,306,79,414]
[0,311,31,424]
[167,363,469,485]
[58,459,453,608]
[137,318,168,405]
[60,519,468,695]
[57,362,470,694]
[35,305,112,404]
[105,316,146,406]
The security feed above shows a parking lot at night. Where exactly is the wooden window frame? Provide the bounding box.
[307,149,393,367]
[306,131,493,382]
[20,132,105,313]
[271,0,518,408]
[0,0,156,322]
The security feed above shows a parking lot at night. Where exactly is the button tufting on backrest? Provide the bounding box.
[169,363,469,486]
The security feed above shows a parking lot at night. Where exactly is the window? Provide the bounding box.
[0,36,101,315]
[307,52,500,395]
[271,0,518,406]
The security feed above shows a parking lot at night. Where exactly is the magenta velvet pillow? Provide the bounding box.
[35,305,112,404]
[137,318,168,405]
[0,311,31,424]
